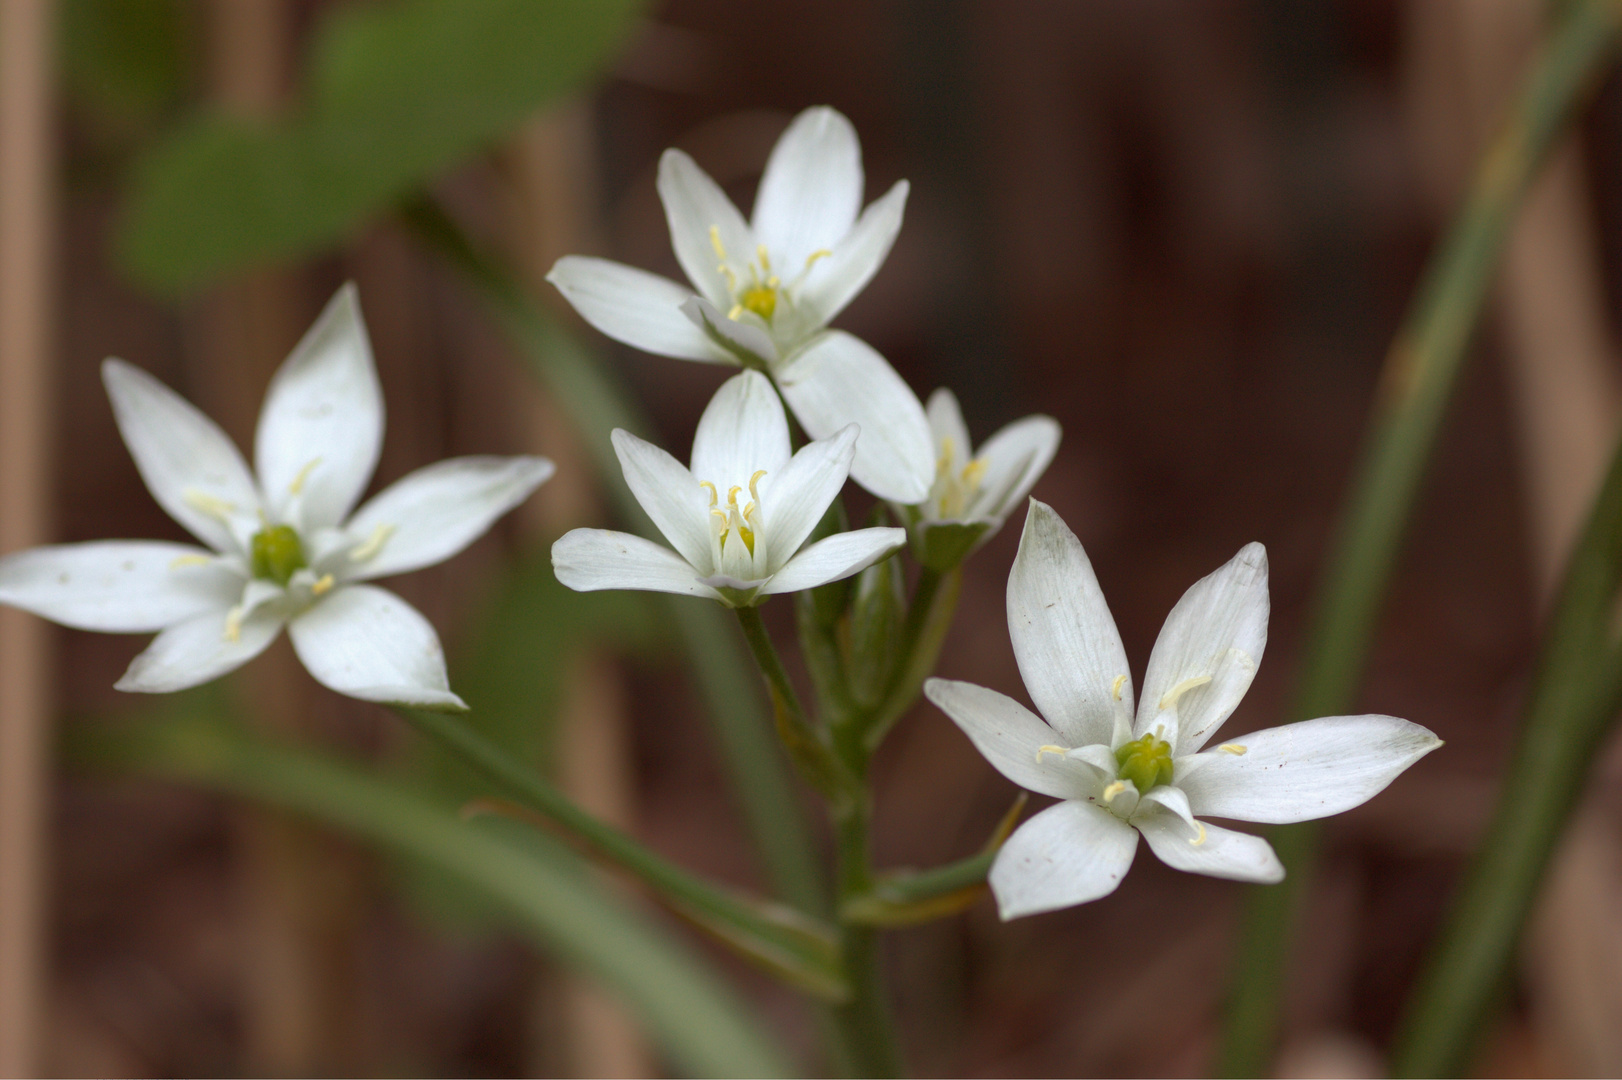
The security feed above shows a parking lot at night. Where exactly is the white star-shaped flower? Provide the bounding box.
[546,106,935,504]
[925,500,1441,919]
[552,369,905,608]
[0,285,553,711]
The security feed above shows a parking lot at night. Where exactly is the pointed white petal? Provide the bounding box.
[970,414,1061,524]
[925,387,971,463]
[102,359,261,553]
[657,148,754,308]
[1006,501,1133,748]
[116,606,284,693]
[924,678,1104,800]
[989,800,1139,919]
[1139,542,1269,755]
[690,370,791,485]
[609,431,713,572]
[1176,714,1442,824]
[775,331,933,502]
[287,584,464,710]
[342,456,554,581]
[552,529,720,601]
[797,180,908,326]
[680,296,778,366]
[1136,784,1199,831]
[255,284,384,530]
[1135,808,1283,883]
[759,425,857,571]
[546,257,725,362]
[763,527,905,595]
[0,541,242,632]
[752,106,863,273]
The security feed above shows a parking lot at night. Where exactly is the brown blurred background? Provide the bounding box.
[4,0,1622,1075]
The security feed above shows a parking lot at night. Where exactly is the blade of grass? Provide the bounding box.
[400,196,826,913]
[65,702,792,1079]
[1215,2,1622,1074]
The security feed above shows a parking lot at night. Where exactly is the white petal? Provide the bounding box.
[1135,807,1283,883]
[989,801,1139,919]
[775,331,933,503]
[969,414,1061,524]
[751,106,863,273]
[610,431,713,572]
[657,148,754,308]
[287,584,464,710]
[680,296,778,366]
[255,284,384,530]
[1006,500,1133,748]
[797,180,908,326]
[341,456,554,581]
[925,387,972,463]
[923,678,1103,800]
[1176,715,1443,824]
[1138,542,1269,755]
[759,424,857,572]
[102,359,261,553]
[546,257,725,363]
[0,541,243,632]
[763,528,905,595]
[116,606,284,693]
[690,370,791,485]
[552,529,720,601]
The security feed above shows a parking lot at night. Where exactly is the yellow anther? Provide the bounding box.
[748,469,767,503]
[223,605,245,644]
[1102,780,1127,804]
[728,304,744,320]
[766,274,781,288]
[699,481,719,507]
[184,489,238,521]
[709,225,727,261]
[1111,674,1128,702]
[1035,744,1069,763]
[756,244,771,271]
[1219,744,1247,756]
[288,457,322,496]
[349,524,395,563]
[169,554,212,570]
[311,573,335,597]
[938,436,955,469]
[804,249,833,269]
[727,485,743,506]
[1189,822,1208,846]
[1159,674,1213,710]
[961,458,987,489]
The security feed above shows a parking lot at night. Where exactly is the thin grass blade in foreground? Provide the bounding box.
[1216,2,1622,1073]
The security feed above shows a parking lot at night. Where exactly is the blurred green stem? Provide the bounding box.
[399,196,825,912]
[1215,2,1622,1074]
[1390,425,1622,1075]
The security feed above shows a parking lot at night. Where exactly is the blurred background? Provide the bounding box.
[2,0,1621,1075]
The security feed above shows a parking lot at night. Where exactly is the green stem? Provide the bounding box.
[829,804,904,1078]
[734,605,854,805]
[400,196,825,911]
[1389,427,1622,1076]
[1215,4,1622,1074]
[859,566,962,751]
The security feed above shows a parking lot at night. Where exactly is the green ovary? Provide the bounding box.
[1115,732,1174,795]
[250,524,306,586]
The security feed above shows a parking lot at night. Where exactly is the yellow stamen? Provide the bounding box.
[1102,780,1127,804]
[1189,822,1208,846]
[1035,744,1069,763]
[709,225,726,261]
[223,605,244,643]
[728,304,744,320]
[961,458,987,488]
[1111,674,1128,702]
[288,457,322,496]
[804,249,833,269]
[348,524,395,563]
[748,469,766,503]
[938,436,955,470]
[699,481,719,507]
[756,244,771,271]
[727,485,743,507]
[311,574,335,597]
[1159,674,1213,710]
[184,489,237,521]
[1219,744,1247,756]
[169,554,212,570]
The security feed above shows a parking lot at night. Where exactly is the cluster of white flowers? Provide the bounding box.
[0,106,1437,921]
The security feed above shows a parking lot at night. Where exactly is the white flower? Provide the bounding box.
[0,285,553,711]
[546,106,935,504]
[925,500,1441,919]
[900,387,1061,568]
[552,369,905,607]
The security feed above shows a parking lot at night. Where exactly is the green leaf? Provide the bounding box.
[65,697,793,1079]
[119,0,643,292]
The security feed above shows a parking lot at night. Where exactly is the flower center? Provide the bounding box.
[701,470,767,578]
[929,437,987,518]
[249,524,306,586]
[1114,732,1174,796]
[709,226,831,329]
